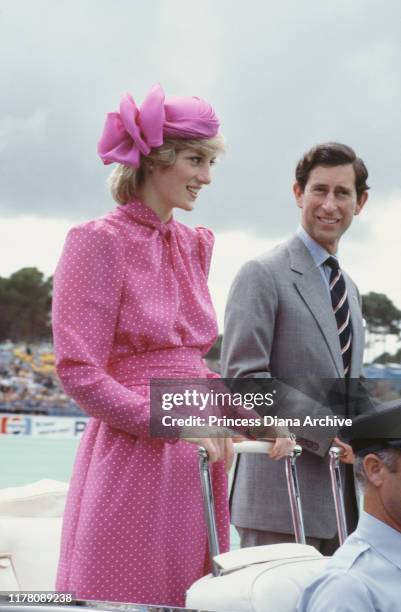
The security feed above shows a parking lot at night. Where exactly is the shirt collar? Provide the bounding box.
[357,511,401,570]
[296,225,338,268]
[117,199,175,236]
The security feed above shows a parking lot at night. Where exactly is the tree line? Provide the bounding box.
[0,268,52,342]
[0,268,400,363]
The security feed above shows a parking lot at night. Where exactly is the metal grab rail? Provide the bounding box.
[198,440,304,576]
[329,446,348,545]
[285,445,305,545]
[198,447,221,576]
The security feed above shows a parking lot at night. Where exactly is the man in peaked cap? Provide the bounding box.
[297,400,401,612]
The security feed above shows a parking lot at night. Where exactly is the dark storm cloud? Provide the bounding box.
[1,0,400,238]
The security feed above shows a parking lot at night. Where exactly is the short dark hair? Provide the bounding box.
[295,142,370,199]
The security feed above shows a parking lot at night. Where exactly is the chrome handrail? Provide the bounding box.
[285,445,305,544]
[198,447,220,576]
[198,440,305,576]
[329,446,348,545]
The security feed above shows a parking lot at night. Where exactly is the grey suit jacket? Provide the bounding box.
[221,235,365,538]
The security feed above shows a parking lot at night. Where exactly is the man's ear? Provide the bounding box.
[363,453,385,487]
[355,191,368,216]
[293,182,304,209]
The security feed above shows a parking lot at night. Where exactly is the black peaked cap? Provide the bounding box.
[339,399,401,456]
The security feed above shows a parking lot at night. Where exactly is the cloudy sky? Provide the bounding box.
[1,0,401,331]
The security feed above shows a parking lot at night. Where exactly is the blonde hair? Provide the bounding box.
[107,134,225,205]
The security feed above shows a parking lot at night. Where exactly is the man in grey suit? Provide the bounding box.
[221,142,369,553]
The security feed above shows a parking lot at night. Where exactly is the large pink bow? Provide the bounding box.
[98,84,165,168]
[98,84,219,168]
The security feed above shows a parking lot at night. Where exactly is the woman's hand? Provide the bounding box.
[183,437,235,472]
[268,436,296,460]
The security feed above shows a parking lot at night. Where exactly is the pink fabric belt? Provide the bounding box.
[108,347,212,386]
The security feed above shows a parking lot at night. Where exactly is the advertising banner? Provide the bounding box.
[0,414,88,438]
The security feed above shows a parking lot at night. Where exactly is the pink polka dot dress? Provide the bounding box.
[52,200,229,607]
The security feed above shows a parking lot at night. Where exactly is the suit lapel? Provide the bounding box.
[288,236,344,376]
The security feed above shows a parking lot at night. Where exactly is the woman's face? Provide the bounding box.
[147,148,216,214]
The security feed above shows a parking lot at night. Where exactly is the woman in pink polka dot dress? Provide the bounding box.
[52,85,232,607]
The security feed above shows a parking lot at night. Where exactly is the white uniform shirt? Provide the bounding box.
[297,511,401,611]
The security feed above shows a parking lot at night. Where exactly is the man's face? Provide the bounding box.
[293,164,368,254]
[378,454,401,533]
[364,451,401,533]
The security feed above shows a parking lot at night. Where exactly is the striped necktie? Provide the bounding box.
[325,256,352,376]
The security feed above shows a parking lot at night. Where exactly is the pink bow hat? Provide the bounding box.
[98,84,219,168]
